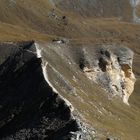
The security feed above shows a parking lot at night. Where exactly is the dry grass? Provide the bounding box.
[135,4,140,18]
[0,22,54,42]
[0,0,140,139]
[42,43,140,140]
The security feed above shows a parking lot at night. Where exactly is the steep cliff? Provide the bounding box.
[0,41,78,140]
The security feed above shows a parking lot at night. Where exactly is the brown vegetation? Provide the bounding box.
[0,0,140,139]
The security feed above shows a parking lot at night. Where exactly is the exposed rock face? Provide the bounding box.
[82,45,136,105]
[130,0,140,22]
[0,41,138,139]
[0,41,79,139]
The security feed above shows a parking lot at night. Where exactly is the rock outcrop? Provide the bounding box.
[82,45,136,105]
[0,40,139,139]
[130,0,140,22]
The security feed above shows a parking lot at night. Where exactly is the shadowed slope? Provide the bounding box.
[0,41,78,140]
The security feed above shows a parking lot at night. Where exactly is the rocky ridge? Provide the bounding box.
[0,41,78,140]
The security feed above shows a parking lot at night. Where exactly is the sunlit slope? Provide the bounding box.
[0,22,54,41]
[0,0,139,39]
[52,0,133,21]
[0,0,70,36]
[37,42,140,140]
[0,0,140,139]
[0,0,136,38]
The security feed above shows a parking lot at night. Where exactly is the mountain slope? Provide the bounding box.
[52,0,133,21]
[0,0,140,139]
